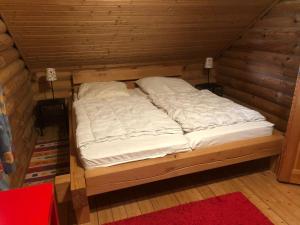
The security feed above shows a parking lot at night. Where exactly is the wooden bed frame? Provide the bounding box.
[59,65,284,225]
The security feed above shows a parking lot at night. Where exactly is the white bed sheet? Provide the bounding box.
[79,134,190,168]
[185,121,274,149]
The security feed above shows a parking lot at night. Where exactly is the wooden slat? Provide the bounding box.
[57,169,300,225]
[3,69,29,99]
[0,0,275,70]
[0,20,36,188]
[217,64,296,95]
[222,49,300,71]
[73,65,184,84]
[69,99,91,225]
[221,85,290,120]
[9,129,36,188]
[0,48,19,68]
[218,0,280,56]
[216,0,300,132]
[208,174,289,225]
[218,75,292,108]
[0,59,25,85]
[240,173,300,224]
[0,19,7,33]
[277,68,300,184]
[5,80,31,115]
[218,57,297,81]
[0,33,13,51]
[290,169,300,184]
[55,174,71,203]
[225,92,288,132]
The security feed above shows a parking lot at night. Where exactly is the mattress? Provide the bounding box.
[74,88,190,168]
[80,121,274,168]
[185,121,274,149]
[75,88,273,168]
[78,134,190,168]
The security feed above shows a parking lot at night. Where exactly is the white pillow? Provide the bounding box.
[78,81,130,100]
[136,77,196,95]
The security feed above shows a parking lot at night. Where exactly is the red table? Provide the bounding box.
[0,183,60,225]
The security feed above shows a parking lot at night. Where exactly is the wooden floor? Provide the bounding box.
[57,161,300,225]
[39,126,300,225]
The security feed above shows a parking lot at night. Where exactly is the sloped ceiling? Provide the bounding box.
[0,0,275,71]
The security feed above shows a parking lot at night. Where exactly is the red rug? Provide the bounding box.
[105,192,273,225]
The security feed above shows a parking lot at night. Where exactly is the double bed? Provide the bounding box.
[58,65,284,225]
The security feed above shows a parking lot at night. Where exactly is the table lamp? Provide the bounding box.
[46,68,57,100]
[204,57,214,84]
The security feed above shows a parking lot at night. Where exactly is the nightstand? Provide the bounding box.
[195,83,224,96]
[35,98,68,136]
[0,183,60,225]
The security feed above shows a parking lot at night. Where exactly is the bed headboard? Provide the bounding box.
[72,65,184,86]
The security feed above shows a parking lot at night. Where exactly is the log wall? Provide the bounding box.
[0,18,36,187]
[0,1,278,100]
[216,0,300,131]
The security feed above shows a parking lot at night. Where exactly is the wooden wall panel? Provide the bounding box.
[0,18,36,188]
[0,0,275,71]
[216,0,300,131]
[278,69,300,184]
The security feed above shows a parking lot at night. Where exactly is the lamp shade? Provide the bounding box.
[46,68,57,82]
[204,57,214,69]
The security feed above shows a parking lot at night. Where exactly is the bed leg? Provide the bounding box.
[72,188,91,225]
[69,103,91,225]
[270,155,279,174]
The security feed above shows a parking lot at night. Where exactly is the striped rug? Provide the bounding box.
[23,139,69,186]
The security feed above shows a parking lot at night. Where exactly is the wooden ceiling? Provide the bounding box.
[0,0,275,71]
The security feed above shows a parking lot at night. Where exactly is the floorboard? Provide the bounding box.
[58,168,300,225]
[39,126,299,225]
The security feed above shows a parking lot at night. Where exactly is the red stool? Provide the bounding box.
[0,183,60,225]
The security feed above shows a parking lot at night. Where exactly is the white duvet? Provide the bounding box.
[73,95,184,149]
[150,90,266,133]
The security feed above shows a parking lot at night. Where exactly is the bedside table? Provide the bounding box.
[195,83,224,96]
[35,98,68,136]
[0,183,60,225]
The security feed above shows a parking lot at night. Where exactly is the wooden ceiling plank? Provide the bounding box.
[0,0,276,70]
